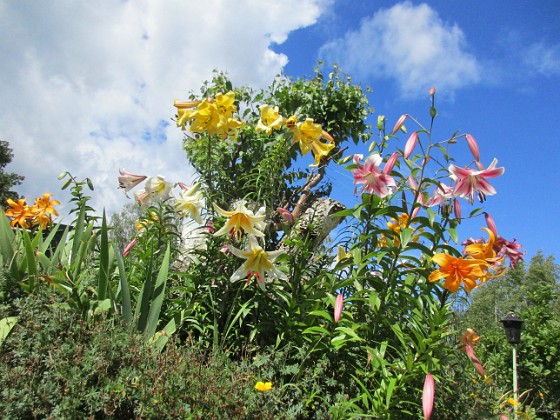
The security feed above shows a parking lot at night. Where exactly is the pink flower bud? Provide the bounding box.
[408,176,418,190]
[391,114,408,134]
[423,373,435,420]
[453,198,461,221]
[404,132,419,159]
[465,134,480,161]
[484,212,498,237]
[277,207,295,225]
[429,86,436,96]
[465,345,486,377]
[334,293,344,323]
[383,152,399,174]
[123,238,138,257]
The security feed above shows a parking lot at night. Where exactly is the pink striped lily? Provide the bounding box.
[449,159,505,204]
[352,153,397,198]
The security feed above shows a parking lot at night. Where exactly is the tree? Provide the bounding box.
[0,140,24,205]
[457,252,560,416]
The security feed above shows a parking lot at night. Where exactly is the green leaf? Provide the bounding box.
[0,317,17,347]
[97,211,110,301]
[145,244,171,337]
[114,246,132,325]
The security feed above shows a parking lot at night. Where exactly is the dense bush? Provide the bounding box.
[0,283,280,419]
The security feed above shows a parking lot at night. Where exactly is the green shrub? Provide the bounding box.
[0,285,280,419]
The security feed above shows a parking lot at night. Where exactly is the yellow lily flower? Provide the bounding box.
[213,200,266,241]
[173,99,200,130]
[215,115,244,140]
[229,235,287,290]
[214,91,236,117]
[256,105,285,134]
[291,118,335,166]
[189,99,221,135]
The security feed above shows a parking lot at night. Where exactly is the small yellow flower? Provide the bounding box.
[254,381,272,392]
[507,397,519,407]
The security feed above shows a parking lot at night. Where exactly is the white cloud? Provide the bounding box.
[0,0,331,218]
[523,42,560,77]
[318,1,480,98]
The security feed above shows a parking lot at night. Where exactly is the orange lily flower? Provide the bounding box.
[429,254,487,293]
[5,198,33,228]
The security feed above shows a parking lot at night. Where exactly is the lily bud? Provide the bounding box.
[384,152,399,174]
[334,293,344,323]
[423,373,435,420]
[465,344,486,377]
[453,198,461,221]
[277,207,295,225]
[391,114,408,134]
[465,134,480,161]
[122,238,138,257]
[429,86,436,96]
[484,212,498,237]
[404,132,419,159]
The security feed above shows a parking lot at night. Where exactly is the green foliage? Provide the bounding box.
[452,253,560,418]
[0,287,279,419]
[0,140,24,205]
[0,66,539,417]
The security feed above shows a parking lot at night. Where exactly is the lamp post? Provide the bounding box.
[501,312,523,415]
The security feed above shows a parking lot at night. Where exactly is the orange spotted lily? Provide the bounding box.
[31,193,60,229]
[428,254,488,293]
[5,198,33,228]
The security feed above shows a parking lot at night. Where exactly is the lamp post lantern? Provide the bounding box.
[501,311,523,416]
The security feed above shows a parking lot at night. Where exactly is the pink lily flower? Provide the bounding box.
[118,169,147,197]
[449,159,505,204]
[423,373,434,419]
[494,237,525,269]
[334,293,344,323]
[352,154,397,198]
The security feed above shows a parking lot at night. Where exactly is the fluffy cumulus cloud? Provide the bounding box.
[0,0,331,217]
[319,1,480,98]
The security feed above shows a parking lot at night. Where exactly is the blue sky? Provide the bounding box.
[1,0,559,260]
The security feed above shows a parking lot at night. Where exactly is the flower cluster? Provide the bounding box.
[213,200,287,290]
[5,193,60,229]
[118,169,205,223]
[429,228,505,293]
[174,91,244,140]
[119,167,287,290]
[174,92,336,166]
